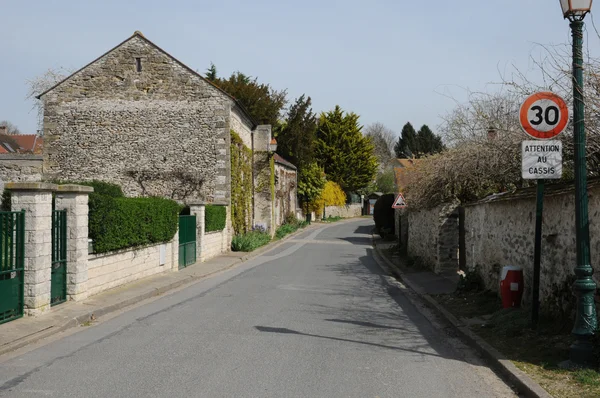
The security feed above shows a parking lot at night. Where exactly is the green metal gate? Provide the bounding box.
[0,211,25,325]
[51,210,67,306]
[178,215,196,269]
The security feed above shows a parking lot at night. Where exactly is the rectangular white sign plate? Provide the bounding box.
[522,140,562,180]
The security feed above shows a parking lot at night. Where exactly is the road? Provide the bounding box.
[0,219,516,397]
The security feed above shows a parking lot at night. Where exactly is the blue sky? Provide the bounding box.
[1,0,599,136]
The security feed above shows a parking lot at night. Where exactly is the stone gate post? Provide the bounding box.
[7,182,57,316]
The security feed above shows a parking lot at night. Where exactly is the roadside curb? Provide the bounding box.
[371,237,553,398]
[0,219,341,358]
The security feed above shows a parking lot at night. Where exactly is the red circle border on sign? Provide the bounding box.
[519,92,569,140]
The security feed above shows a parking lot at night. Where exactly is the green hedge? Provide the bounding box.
[205,205,226,232]
[89,195,180,254]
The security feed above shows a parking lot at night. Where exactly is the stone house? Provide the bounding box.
[36,31,296,234]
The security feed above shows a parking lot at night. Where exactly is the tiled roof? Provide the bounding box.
[273,154,297,170]
[0,134,43,154]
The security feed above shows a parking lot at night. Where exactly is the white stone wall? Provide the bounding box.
[202,230,227,261]
[87,239,177,297]
[324,204,362,218]
[231,107,253,148]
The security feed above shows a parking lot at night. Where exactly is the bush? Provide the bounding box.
[1,190,11,211]
[231,231,271,252]
[373,194,395,238]
[275,223,297,239]
[285,212,298,226]
[205,205,226,232]
[90,196,180,254]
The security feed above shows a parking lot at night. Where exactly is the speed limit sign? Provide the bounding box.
[519,92,569,140]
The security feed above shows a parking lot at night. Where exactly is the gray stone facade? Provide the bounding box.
[40,32,254,203]
[0,155,43,193]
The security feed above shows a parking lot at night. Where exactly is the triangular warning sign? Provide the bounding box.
[392,193,407,209]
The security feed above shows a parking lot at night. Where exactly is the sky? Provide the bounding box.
[1,0,600,136]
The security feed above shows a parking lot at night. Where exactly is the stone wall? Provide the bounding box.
[406,203,459,274]
[274,163,297,227]
[463,183,600,312]
[231,107,253,149]
[87,239,177,297]
[324,204,362,219]
[41,34,237,203]
[0,155,43,192]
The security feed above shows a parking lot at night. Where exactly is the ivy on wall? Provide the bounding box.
[231,131,253,235]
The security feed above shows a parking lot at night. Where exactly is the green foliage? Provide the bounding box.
[417,125,445,155]
[315,106,377,192]
[376,167,396,194]
[277,95,317,170]
[275,216,308,239]
[231,231,271,252]
[394,122,444,159]
[89,196,180,254]
[1,190,11,211]
[324,215,342,222]
[205,205,226,232]
[394,122,418,158]
[298,162,326,204]
[457,269,485,293]
[205,62,218,82]
[373,193,395,237]
[75,180,124,197]
[211,69,287,126]
[230,131,253,235]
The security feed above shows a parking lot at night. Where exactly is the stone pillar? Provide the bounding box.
[252,125,275,236]
[189,202,206,263]
[55,184,93,302]
[7,182,57,316]
[221,205,232,253]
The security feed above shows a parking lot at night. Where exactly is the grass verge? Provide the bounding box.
[434,291,600,398]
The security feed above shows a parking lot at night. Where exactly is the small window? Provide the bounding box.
[135,58,142,72]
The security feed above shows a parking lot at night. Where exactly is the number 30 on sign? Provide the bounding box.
[519,92,569,140]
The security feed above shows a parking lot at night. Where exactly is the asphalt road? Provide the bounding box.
[0,219,516,397]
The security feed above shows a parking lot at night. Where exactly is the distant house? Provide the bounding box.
[0,126,43,154]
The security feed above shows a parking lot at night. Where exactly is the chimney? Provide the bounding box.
[0,126,7,135]
[487,126,498,141]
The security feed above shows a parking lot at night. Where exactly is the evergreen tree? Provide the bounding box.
[276,95,316,170]
[314,106,378,192]
[205,63,218,82]
[394,122,418,158]
[211,69,287,127]
[416,124,445,155]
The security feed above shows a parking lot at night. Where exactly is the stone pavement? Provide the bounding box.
[373,238,459,296]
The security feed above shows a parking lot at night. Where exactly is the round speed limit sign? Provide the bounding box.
[519,92,569,140]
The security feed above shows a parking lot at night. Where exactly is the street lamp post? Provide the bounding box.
[560,0,598,366]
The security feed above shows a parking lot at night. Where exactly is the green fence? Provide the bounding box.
[51,210,67,306]
[178,215,196,269]
[0,211,25,325]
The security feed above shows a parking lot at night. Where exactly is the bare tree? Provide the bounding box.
[26,67,72,133]
[365,122,396,168]
[0,121,22,135]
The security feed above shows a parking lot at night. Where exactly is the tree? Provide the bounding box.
[365,122,395,168]
[0,121,21,135]
[315,106,378,192]
[394,122,418,158]
[416,125,444,156]
[298,162,326,219]
[311,181,346,217]
[208,66,287,127]
[205,63,218,82]
[276,95,316,170]
[375,167,396,194]
[26,67,72,133]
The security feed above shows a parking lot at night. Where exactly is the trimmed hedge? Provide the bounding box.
[205,205,226,232]
[373,194,396,238]
[89,195,181,254]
